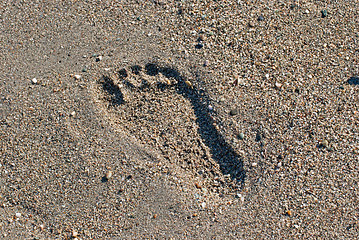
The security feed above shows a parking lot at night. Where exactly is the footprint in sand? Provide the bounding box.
[97,62,245,189]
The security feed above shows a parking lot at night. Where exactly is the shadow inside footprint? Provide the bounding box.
[99,63,245,185]
[100,75,124,106]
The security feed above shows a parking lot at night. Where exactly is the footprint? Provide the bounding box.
[97,62,245,188]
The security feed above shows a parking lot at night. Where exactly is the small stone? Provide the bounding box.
[39,224,45,231]
[208,105,213,111]
[251,162,257,167]
[265,73,270,79]
[238,133,244,140]
[294,224,300,229]
[257,15,265,21]
[72,230,78,237]
[96,56,103,62]
[348,76,359,85]
[105,170,113,180]
[229,109,238,116]
[15,213,21,218]
[203,60,209,66]
[286,210,292,216]
[201,202,206,208]
[275,82,282,89]
[248,21,255,27]
[74,74,81,80]
[195,43,203,49]
[319,140,329,148]
[194,182,202,189]
[321,10,328,18]
[31,78,38,84]
[236,193,245,201]
[81,67,87,72]
[305,9,310,14]
[153,214,157,219]
[70,111,76,117]
[198,34,206,41]
[185,80,193,88]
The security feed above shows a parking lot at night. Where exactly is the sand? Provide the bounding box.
[0,1,358,239]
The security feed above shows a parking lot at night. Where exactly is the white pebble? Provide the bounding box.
[72,230,78,237]
[201,202,206,208]
[237,194,245,202]
[275,82,282,89]
[106,170,113,180]
[251,162,258,167]
[70,111,76,117]
[96,56,103,61]
[208,105,213,111]
[74,75,81,80]
[15,213,21,218]
[31,78,38,84]
[104,68,111,71]
[265,74,270,79]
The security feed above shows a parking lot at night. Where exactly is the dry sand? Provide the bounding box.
[0,1,358,239]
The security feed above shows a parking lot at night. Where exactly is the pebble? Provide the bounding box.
[275,82,282,89]
[320,139,329,148]
[72,230,78,237]
[348,76,359,85]
[74,74,81,80]
[70,111,76,117]
[265,73,270,79]
[229,109,238,116]
[238,133,244,140]
[15,213,21,218]
[286,210,292,216]
[195,43,204,49]
[203,60,209,66]
[96,56,103,62]
[185,80,193,88]
[251,162,258,167]
[198,34,206,41]
[82,67,87,72]
[31,78,38,84]
[305,9,310,14]
[257,15,265,21]
[201,202,206,208]
[105,170,113,180]
[290,4,297,10]
[208,105,213,111]
[248,21,255,27]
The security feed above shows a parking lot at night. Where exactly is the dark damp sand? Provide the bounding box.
[0,1,358,239]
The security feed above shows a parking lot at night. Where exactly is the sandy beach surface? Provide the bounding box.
[0,1,358,239]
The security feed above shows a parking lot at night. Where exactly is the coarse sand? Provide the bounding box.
[0,1,358,239]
